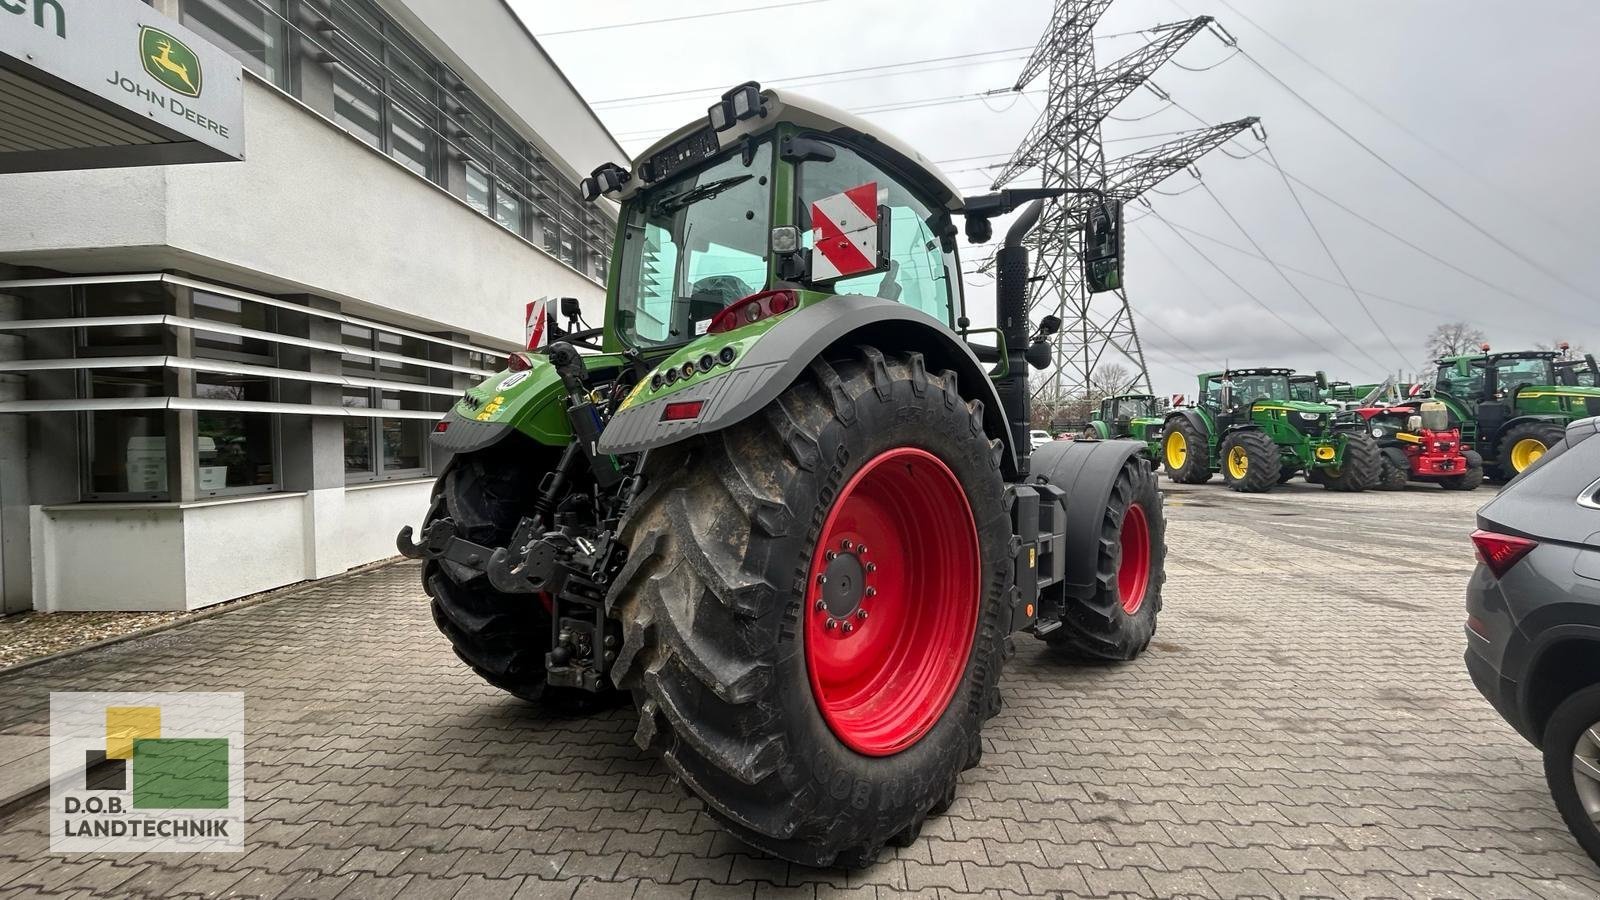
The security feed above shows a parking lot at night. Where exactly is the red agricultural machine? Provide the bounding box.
[1349,399,1483,491]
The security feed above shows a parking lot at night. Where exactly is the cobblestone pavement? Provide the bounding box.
[2,478,1598,898]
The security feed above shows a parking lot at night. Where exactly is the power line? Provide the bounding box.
[1236,46,1600,308]
[1262,144,1411,371]
[1197,178,1392,372]
[591,46,1034,107]
[612,89,1034,139]
[1214,0,1581,241]
[1146,207,1369,372]
[538,0,831,37]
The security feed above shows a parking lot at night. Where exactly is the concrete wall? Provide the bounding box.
[28,479,432,612]
[0,78,607,345]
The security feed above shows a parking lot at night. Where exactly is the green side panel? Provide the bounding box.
[131,738,229,810]
[453,353,624,446]
[1087,420,1111,439]
[1513,385,1600,419]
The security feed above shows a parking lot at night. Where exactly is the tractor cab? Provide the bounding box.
[1288,371,1328,403]
[1087,393,1165,441]
[1557,354,1599,388]
[1433,348,1600,477]
[1435,351,1558,407]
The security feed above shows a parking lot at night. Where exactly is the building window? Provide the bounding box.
[83,369,169,500]
[194,372,277,495]
[182,0,289,87]
[193,291,273,360]
[341,325,430,482]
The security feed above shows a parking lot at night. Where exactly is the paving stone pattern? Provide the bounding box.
[1,479,1597,898]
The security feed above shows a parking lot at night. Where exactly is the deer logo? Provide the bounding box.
[139,27,202,98]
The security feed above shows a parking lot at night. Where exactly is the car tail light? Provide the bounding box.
[1471,529,1537,579]
[506,352,533,372]
[708,290,797,335]
[661,400,704,422]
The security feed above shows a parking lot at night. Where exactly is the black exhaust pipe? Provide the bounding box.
[995,200,1045,476]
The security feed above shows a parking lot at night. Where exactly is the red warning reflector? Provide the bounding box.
[433,420,450,433]
[661,400,704,422]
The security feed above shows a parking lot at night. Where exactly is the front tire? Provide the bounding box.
[1440,450,1485,491]
[1041,453,1165,661]
[1161,418,1212,484]
[1322,432,1380,492]
[608,348,1012,868]
[1220,430,1280,493]
[1500,422,1566,476]
[1375,452,1409,491]
[1542,685,1600,867]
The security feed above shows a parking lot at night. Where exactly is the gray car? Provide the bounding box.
[1467,415,1600,866]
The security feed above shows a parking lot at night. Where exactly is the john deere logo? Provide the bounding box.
[140,27,202,98]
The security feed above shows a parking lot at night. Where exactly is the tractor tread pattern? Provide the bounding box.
[1042,455,1166,661]
[1221,430,1281,493]
[1323,432,1379,492]
[1440,450,1485,491]
[607,347,1010,869]
[1499,422,1567,477]
[1162,418,1212,484]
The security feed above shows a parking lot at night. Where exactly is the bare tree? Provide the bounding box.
[1424,322,1487,362]
[1087,363,1135,402]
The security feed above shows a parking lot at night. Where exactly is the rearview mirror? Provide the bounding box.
[1083,200,1124,293]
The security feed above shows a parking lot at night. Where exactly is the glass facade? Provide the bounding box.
[179,0,613,280]
[341,324,434,482]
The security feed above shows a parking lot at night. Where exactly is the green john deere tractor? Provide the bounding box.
[1288,371,1327,403]
[1433,348,1600,478]
[396,83,1166,867]
[1158,368,1381,492]
[1082,393,1166,443]
[1556,352,1598,388]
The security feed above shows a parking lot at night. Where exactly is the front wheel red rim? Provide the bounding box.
[1117,502,1151,615]
[804,448,980,757]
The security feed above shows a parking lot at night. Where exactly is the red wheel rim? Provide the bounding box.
[1117,502,1151,615]
[804,448,980,757]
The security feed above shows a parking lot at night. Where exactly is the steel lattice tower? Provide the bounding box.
[993,2,1257,410]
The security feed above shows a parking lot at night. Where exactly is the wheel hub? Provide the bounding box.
[804,447,980,757]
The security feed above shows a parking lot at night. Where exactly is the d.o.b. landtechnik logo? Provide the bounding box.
[49,692,244,852]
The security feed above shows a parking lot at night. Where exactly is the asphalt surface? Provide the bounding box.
[2,475,1597,898]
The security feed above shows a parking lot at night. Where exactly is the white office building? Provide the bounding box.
[0,0,624,614]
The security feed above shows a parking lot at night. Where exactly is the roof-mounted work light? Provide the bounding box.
[580,162,631,203]
[708,81,764,133]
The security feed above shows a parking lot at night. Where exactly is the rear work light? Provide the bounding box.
[1471,529,1537,579]
[661,400,704,422]
[506,352,533,372]
[708,290,797,335]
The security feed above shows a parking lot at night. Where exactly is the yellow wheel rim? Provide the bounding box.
[1511,437,1547,472]
[1227,445,1249,479]
[1165,431,1187,470]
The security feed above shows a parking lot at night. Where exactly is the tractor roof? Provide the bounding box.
[618,87,963,211]
[1200,367,1292,378]
[1438,350,1558,364]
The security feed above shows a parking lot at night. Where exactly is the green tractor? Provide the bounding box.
[1082,393,1166,443]
[1433,347,1600,478]
[1288,371,1328,403]
[396,84,1166,867]
[1556,352,1598,388]
[1159,367,1381,492]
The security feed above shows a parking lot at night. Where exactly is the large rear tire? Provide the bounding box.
[1161,418,1212,484]
[1220,430,1280,493]
[1440,450,1485,491]
[1375,452,1409,491]
[1322,432,1380,492]
[424,438,556,702]
[608,347,1012,868]
[1500,422,1566,476]
[1041,453,1165,661]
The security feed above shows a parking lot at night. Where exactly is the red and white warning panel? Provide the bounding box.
[810,182,882,281]
[525,297,554,350]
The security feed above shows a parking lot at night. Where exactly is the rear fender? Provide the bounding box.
[1164,408,1211,440]
[1030,438,1153,601]
[1085,420,1111,439]
[430,355,615,454]
[596,294,1018,476]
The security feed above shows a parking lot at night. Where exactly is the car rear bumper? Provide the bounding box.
[1465,642,1535,745]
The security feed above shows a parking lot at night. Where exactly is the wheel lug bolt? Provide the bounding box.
[857,545,867,554]
[865,587,876,598]
[865,563,877,573]
[842,622,854,634]
[856,609,868,621]
[826,550,836,561]
[842,539,853,551]
[815,599,826,611]
[818,574,828,585]
[825,619,838,630]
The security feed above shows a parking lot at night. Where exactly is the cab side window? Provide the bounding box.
[798,142,957,324]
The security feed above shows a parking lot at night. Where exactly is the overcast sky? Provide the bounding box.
[513,0,1600,397]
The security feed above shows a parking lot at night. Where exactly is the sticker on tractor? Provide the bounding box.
[498,371,530,390]
[810,182,881,281]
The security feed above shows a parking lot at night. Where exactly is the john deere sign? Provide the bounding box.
[0,0,243,173]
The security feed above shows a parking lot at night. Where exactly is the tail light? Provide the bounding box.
[1471,529,1537,578]
[506,352,533,372]
[708,290,797,335]
[661,400,704,422]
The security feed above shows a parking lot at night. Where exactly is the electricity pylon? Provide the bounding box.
[993,1,1257,406]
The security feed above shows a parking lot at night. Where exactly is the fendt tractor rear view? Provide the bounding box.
[396,83,1166,867]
